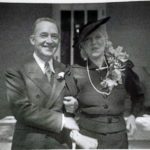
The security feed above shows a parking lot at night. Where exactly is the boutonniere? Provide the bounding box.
[56,72,65,81]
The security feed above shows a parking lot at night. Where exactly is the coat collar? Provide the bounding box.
[88,58,108,71]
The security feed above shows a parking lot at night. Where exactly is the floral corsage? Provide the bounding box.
[100,41,129,93]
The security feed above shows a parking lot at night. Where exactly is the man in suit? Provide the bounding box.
[5,17,79,149]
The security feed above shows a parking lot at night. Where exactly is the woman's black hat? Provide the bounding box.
[73,16,110,48]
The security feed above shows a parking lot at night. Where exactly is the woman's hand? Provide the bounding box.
[126,114,137,136]
[136,114,150,131]
[63,96,78,113]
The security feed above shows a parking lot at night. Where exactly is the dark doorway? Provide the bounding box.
[61,11,71,65]
[61,10,98,66]
[74,10,98,66]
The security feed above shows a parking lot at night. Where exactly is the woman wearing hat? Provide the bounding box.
[64,16,144,149]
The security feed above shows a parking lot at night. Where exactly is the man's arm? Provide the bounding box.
[5,68,79,133]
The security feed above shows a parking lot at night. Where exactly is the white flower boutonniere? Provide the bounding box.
[57,72,65,81]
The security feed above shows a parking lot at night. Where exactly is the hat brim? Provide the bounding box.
[73,16,110,48]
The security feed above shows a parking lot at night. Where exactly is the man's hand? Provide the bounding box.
[70,130,98,149]
[63,116,79,130]
[126,115,137,136]
[63,96,78,113]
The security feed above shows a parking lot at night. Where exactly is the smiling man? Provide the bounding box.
[5,17,79,150]
[30,18,59,62]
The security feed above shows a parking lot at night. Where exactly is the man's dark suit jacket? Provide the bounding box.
[5,58,67,149]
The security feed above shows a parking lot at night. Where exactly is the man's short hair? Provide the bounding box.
[32,17,60,34]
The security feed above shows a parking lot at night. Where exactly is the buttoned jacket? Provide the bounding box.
[5,58,66,149]
[67,62,144,133]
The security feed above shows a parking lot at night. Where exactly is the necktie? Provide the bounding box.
[45,62,53,82]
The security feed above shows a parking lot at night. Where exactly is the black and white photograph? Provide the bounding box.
[0,0,150,149]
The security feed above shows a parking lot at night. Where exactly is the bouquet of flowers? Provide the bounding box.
[100,41,129,93]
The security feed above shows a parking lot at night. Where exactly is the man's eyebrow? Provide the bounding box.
[40,32,48,34]
[51,33,59,35]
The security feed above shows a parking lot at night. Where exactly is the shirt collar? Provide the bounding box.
[33,52,55,74]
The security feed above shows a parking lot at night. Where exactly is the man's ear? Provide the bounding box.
[29,35,35,46]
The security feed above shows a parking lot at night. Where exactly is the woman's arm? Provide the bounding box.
[124,62,144,135]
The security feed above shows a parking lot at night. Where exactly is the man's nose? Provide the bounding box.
[46,35,53,43]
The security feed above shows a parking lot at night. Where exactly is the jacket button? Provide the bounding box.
[36,94,40,99]
[103,104,108,109]
[108,118,112,123]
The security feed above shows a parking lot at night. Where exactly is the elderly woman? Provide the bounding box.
[64,16,144,149]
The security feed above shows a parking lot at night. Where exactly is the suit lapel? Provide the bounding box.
[23,58,66,107]
[24,59,52,96]
[46,60,66,107]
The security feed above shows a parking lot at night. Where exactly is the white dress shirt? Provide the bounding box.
[33,52,55,74]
